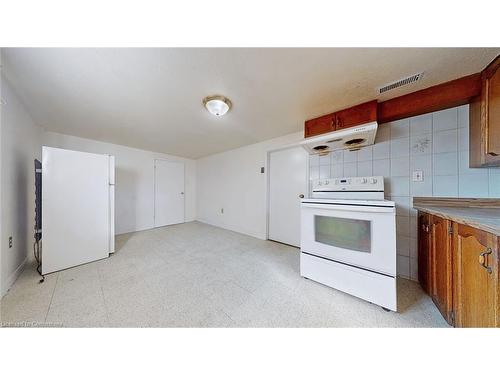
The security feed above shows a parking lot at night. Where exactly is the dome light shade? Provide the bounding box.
[203,95,232,116]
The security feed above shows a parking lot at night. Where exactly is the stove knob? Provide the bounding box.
[370,178,377,184]
[318,181,322,186]
[334,180,339,185]
[361,178,367,184]
[325,180,330,185]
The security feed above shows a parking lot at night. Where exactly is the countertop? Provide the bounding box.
[413,198,500,236]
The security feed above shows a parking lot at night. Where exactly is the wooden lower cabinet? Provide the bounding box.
[453,223,499,327]
[417,212,431,294]
[430,215,453,323]
[417,211,500,327]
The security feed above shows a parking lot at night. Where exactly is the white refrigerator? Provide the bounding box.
[42,146,115,275]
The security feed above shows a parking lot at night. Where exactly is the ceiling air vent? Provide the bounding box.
[378,72,424,94]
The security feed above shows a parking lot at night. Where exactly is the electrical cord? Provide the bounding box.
[33,240,44,283]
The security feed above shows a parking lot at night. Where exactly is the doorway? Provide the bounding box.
[154,159,185,227]
[268,146,309,247]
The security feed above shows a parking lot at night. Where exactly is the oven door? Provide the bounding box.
[300,202,396,276]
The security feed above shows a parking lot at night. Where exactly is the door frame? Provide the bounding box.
[153,158,186,228]
[265,144,309,243]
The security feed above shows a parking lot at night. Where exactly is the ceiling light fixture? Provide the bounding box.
[203,95,232,116]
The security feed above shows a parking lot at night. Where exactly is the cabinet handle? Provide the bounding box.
[421,224,429,233]
[479,248,493,274]
[488,152,499,156]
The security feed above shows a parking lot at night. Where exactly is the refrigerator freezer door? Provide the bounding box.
[108,155,115,253]
[42,146,110,274]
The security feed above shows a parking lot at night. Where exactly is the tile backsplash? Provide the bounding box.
[309,105,500,280]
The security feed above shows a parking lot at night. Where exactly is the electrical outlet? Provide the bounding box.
[412,170,424,182]
[9,236,13,248]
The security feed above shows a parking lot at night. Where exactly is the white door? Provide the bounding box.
[42,147,111,274]
[268,146,308,247]
[154,159,185,227]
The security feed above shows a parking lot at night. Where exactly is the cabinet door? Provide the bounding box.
[470,55,500,167]
[430,215,453,323]
[304,113,335,138]
[453,224,499,327]
[484,58,500,159]
[418,212,432,294]
[334,100,377,130]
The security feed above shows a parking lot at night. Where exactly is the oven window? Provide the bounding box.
[314,215,371,253]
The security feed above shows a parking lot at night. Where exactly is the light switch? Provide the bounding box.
[412,170,424,182]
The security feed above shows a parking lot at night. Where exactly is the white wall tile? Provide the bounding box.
[391,196,411,217]
[410,257,418,281]
[319,165,330,179]
[373,141,390,160]
[410,134,432,155]
[409,216,417,239]
[331,150,343,164]
[459,174,489,197]
[410,154,432,176]
[319,154,330,166]
[411,178,433,197]
[458,151,489,176]
[310,166,319,180]
[410,114,432,135]
[433,108,458,132]
[396,216,410,236]
[397,235,410,256]
[397,255,410,278]
[375,123,390,142]
[433,152,458,176]
[433,129,458,154]
[343,162,357,177]
[433,175,458,197]
[489,169,500,198]
[310,154,319,167]
[331,164,343,178]
[373,158,390,176]
[391,156,410,177]
[390,119,410,139]
[388,177,410,196]
[357,145,373,161]
[343,149,357,163]
[409,238,418,258]
[457,105,469,128]
[390,137,409,158]
[458,127,469,151]
[357,160,373,177]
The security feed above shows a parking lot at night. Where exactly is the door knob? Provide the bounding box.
[479,248,493,274]
[299,194,305,198]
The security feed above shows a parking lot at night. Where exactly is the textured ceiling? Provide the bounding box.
[2,48,499,159]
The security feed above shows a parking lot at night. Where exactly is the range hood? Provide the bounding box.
[301,121,378,155]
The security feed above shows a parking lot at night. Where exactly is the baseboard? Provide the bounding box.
[196,218,266,240]
[1,257,27,298]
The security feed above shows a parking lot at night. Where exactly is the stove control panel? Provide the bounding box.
[312,176,384,192]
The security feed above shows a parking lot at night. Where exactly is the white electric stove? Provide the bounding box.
[300,176,397,311]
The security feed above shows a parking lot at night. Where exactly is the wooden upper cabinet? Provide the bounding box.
[334,100,377,130]
[304,113,335,138]
[453,223,499,327]
[430,215,453,324]
[470,55,500,167]
[304,100,377,138]
[418,212,432,294]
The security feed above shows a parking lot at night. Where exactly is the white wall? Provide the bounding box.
[1,75,43,296]
[309,105,500,280]
[197,131,303,239]
[43,132,197,235]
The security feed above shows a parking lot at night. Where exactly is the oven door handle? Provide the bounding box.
[301,203,395,214]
